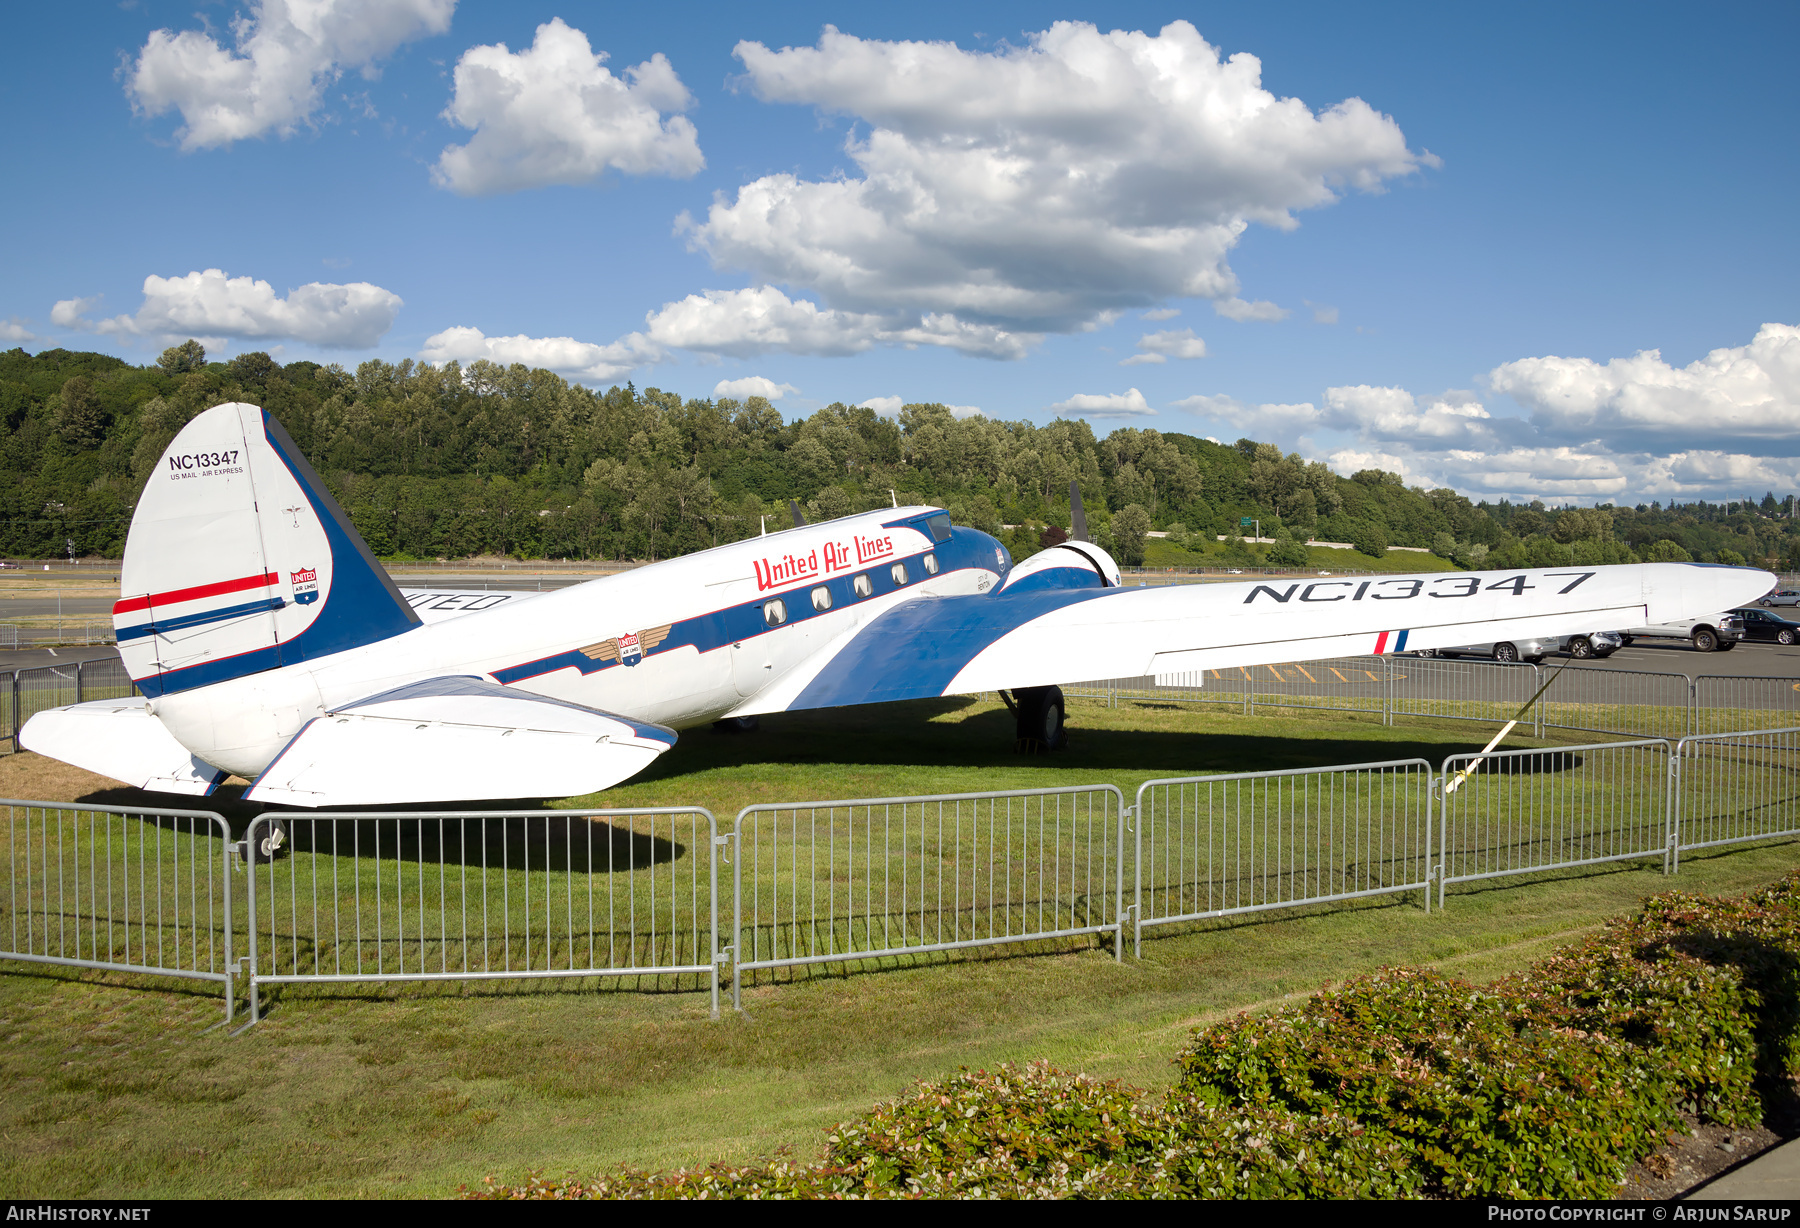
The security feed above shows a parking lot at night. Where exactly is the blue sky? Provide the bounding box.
[4,1,1797,504]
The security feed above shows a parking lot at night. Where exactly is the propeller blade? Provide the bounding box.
[790,499,808,528]
[1069,481,1089,542]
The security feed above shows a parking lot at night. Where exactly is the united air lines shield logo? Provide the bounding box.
[291,567,319,606]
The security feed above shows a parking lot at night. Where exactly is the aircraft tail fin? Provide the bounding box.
[115,402,420,697]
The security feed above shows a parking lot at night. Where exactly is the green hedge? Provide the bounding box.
[466,872,1800,1200]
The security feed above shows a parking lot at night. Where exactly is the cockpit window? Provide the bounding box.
[925,513,952,542]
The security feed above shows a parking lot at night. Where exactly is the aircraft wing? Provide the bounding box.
[733,562,1772,715]
[245,676,676,806]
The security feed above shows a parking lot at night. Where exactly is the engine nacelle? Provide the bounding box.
[998,541,1122,594]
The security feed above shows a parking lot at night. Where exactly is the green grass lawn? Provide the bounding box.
[2,697,1797,1198]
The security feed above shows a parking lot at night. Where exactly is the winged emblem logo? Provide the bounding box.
[579,624,672,668]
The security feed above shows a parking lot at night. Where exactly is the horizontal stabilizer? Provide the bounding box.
[19,699,226,795]
[244,676,677,807]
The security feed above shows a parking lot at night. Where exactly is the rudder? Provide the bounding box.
[115,402,420,696]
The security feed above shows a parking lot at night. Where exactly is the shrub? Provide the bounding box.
[1265,538,1310,567]
[1172,968,1679,1199]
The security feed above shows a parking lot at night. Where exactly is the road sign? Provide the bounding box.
[1239,517,1253,527]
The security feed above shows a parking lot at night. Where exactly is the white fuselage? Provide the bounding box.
[149,507,1003,779]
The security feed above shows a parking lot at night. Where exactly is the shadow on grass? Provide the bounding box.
[630,697,1520,787]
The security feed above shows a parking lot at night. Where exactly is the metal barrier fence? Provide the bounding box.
[730,785,1126,1010]
[2,798,236,1021]
[1435,740,1675,904]
[1073,655,1798,742]
[6,658,140,753]
[1131,760,1435,954]
[5,730,1800,1026]
[1692,676,1800,737]
[0,626,16,650]
[1671,727,1800,864]
[242,807,721,1023]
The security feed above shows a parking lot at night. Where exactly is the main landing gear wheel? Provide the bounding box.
[1007,686,1068,753]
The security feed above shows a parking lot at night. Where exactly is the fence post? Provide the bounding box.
[730,821,743,1014]
[1383,654,1393,727]
[1421,769,1433,913]
[75,659,84,705]
[709,821,723,1021]
[1533,662,1543,739]
[10,669,19,752]
[1666,741,1684,875]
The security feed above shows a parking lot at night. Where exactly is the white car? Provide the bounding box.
[1558,631,1622,659]
[1615,612,1744,652]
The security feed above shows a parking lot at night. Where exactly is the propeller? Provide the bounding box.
[1069,481,1089,542]
[790,499,808,528]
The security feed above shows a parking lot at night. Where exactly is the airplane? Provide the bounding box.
[21,401,1775,820]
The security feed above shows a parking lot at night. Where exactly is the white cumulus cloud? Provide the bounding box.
[58,269,402,347]
[433,18,703,196]
[0,319,38,343]
[690,21,1427,335]
[127,0,454,150]
[642,285,1037,360]
[1213,297,1289,322]
[859,396,903,416]
[1122,328,1207,365]
[419,325,658,382]
[713,375,798,400]
[1172,393,1324,438]
[1049,388,1155,419]
[1489,322,1800,452]
[50,297,101,329]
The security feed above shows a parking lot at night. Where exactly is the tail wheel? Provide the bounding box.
[249,817,288,865]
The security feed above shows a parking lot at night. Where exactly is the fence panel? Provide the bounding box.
[1132,760,1435,948]
[1539,665,1692,740]
[730,786,1125,1007]
[76,656,138,703]
[10,665,80,753]
[243,807,720,1023]
[1391,656,1541,730]
[1436,740,1673,901]
[1692,676,1800,737]
[1672,726,1800,861]
[1,799,235,1019]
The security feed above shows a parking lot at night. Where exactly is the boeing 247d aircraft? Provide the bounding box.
[21,403,1775,812]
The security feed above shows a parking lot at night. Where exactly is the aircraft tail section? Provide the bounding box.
[116,402,420,697]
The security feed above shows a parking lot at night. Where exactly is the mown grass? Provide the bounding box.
[0,697,1797,1198]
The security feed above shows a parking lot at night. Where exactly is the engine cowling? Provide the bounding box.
[998,541,1122,594]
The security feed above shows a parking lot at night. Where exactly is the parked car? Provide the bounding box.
[1421,636,1555,664]
[1557,631,1623,659]
[1731,606,1800,645]
[1614,611,1745,652]
[1761,590,1800,608]
[0,560,18,569]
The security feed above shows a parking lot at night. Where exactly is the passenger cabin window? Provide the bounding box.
[763,598,787,627]
[891,562,909,585]
[811,585,832,612]
[922,553,939,575]
[925,513,953,542]
[853,573,873,599]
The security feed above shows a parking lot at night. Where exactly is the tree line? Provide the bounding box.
[2,343,1795,571]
